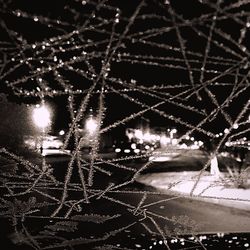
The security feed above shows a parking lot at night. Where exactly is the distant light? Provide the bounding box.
[134,149,140,154]
[224,128,229,134]
[59,130,65,136]
[143,132,151,141]
[172,128,177,133]
[233,123,239,129]
[172,138,178,145]
[190,137,194,141]
[85,117,98,134]
[131,143,137,149]
[124,149,130,153]
[115,148,121,153]
[180,143,187,149]
[134,129,143,139]
[33,105,51,129]
[139,139,144,144]
[145,145,150,150]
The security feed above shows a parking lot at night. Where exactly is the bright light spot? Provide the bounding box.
[131,143,137,149]
[85,118,98,134]
[180,143,187,149]
[160,136,171,145]
[172,128,177,133]
[134,149,140,154]
[145,145,150,150]
[224,128,229,134]
[190,144,199,149]
[134,129,143,139]
[124,149,130,153]
[59,130,65,135]
[233,123,239,129]
[33,105,51,129]
[143,132,151,141]
[172,138,178,145]
[115,148,121,153]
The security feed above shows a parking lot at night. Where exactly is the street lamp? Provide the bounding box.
[85,117,98,135]
[32,104,51,155]
[32,104,51,130]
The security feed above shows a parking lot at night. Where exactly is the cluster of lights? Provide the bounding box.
[148,233,250,249]
[225,138,250,149]
[115,142,156,155]
[126,128,178,145]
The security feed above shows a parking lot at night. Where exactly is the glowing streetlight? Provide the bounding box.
[32,104,51,130]
[59,130,65,136]
[85,117,98,135]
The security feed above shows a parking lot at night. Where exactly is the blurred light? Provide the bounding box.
[160,136,171,145]
[190,144,199,149]
[172,138,178,145]
[134,129,143,139]
[139,139,144,144]
[124,149,130,153]
[190,137,194,141]
[233,123,239,129]
[42,138,62,149]
[145,145,150,150]
[115,148,121,153]
[134,149,140,154]
[33,104,51,129]
[85,117,98,134]
[180,143,187,149]
[131,143,137,149]
[224,128,229,134]
[143,132,151,141]
[59,130,65,135]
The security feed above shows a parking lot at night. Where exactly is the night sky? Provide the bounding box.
[0,0,249,141]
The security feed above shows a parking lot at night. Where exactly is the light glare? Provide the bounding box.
[33,105,51,129]
[85,118,98,134]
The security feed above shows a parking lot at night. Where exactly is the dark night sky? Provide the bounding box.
[0,0,249,142]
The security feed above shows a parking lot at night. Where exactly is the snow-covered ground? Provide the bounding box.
[136,171,250,211]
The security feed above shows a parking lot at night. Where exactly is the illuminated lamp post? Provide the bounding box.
[32,103,51,155]
[85,116,98,135]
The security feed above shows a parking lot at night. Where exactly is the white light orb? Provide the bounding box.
[233,123,239,129]
[85,118,98,134]
[59,130,65,136]
[33,105,51,129]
